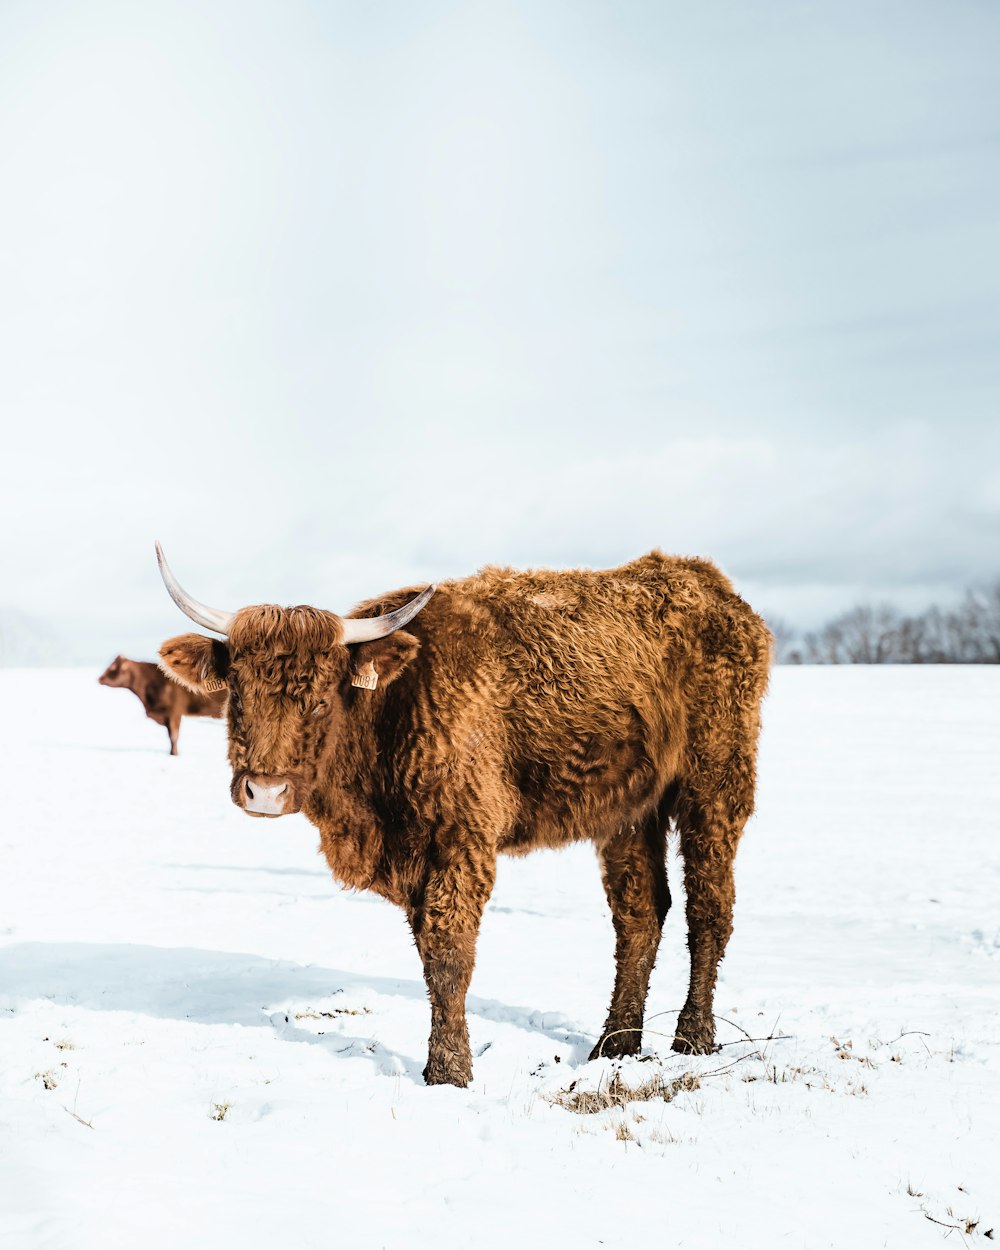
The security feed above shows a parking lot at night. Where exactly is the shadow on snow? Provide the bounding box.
[0,941,596,1078]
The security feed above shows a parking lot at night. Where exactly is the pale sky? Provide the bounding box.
[1,0,998,662]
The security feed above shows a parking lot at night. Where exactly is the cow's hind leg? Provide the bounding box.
[408,846,496,1087]
[590,816,670,1061]
[673,793,745,1055]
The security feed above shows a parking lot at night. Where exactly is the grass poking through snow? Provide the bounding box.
[552,1069,701,1115]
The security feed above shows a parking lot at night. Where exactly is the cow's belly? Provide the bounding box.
[499,728,669,855]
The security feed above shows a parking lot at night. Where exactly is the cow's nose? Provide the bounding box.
[243,776,289,816]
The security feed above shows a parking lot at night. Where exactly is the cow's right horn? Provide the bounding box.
[155,541,235,635]
[339,585,436,645]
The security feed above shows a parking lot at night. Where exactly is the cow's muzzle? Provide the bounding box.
[234,773,300,818]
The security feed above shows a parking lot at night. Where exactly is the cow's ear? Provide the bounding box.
[159,634,229,693]
[348,631,420,690]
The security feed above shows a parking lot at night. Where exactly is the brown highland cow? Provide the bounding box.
[155,543,771,1087]
[99,655,226,755]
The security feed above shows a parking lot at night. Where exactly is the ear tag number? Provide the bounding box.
[352,661,379,690]
[204,677,227,694]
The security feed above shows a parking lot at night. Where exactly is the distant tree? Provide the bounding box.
[838,605,903,663]
[802,618,842,665]
[790,578,1000,664]
[955,580,1000,662]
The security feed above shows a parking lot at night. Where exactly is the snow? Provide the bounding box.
[1,666,998,1249]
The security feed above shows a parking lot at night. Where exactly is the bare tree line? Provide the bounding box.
[769,579,1000,664]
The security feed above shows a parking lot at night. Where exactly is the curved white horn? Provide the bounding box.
[340,585,435,645]
[155,541,235,635]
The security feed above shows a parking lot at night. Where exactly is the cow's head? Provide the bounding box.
[154,543,433,819]
[99,655,132,686]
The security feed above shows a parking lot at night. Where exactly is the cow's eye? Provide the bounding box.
[311,701,328,717]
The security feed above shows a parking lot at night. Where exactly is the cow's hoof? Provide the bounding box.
[671,1016,717,1055]
[588,1029,641,1062]
[423,1058,471,1088]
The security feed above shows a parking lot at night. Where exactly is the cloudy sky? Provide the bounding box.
[1,0,998,662]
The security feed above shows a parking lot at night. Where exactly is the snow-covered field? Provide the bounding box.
[1,666,998,1249]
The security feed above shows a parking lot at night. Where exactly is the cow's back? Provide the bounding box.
[457,548,761,725]
[136,661,225,719]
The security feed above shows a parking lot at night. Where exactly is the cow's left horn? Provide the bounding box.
[340,585,435,645]
[155,541,235,635]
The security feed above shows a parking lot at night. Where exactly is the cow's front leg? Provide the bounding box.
[408,847,496,1087]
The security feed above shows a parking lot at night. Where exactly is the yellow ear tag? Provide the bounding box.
[352,660,379,690]
[203,677,227,694]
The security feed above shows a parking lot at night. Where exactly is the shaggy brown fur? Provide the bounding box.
[159,551,771,1085]
[99,656,225,755]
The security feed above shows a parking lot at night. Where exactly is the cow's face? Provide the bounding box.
[159,606,420,819]
[98,656,131,687]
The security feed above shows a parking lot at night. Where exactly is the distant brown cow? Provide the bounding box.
[99,655,225,755]
[156,544,771,1086]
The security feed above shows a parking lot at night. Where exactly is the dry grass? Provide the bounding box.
[551,1070,701,1115]
[921,1205,992,1239]
[831,1036,875,1068]
[551,1019,898,1145]
[551,1021,791,1120]
[211,1102,231,1121]
[645,1126,690,1145]
[294,1007,371,1020]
